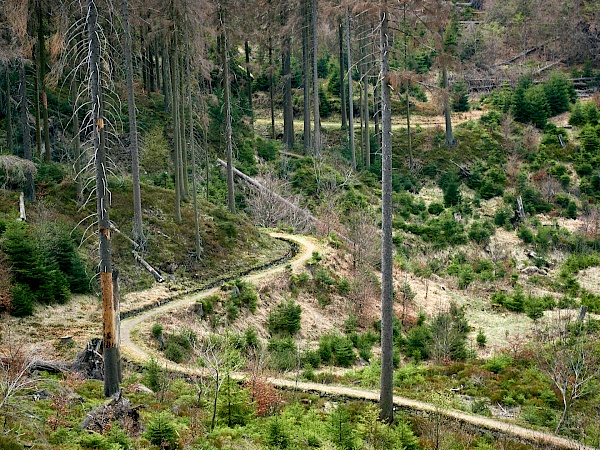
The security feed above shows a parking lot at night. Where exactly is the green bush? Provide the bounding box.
[10,283,34,317]
[268,337,298,370]
[256,137,279,161]
[151,323,163,338]
[483,353,513,374]
[79,433,109,450]
[268,300,301,336]
[428,202,444,215]
[145,411,179,450]
[318,334,356,367]
[517,227,534,244]
[164,342,183,363]
[476,329,487,347]
[469,220,495,245]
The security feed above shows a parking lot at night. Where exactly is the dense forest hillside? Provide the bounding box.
[1,0,600,448]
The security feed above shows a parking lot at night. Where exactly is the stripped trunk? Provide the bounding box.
[244,40,253,130]
[379,8,394,424]
[362,24,370,169]
[5,67,14,154]
[187,62,202,259]
[122,0,144,244]
[179,53,188,199]
[338,21,347,129]
[302,0,311,154]
[20,63,35,202]
[170,45,182,223]
[269,35,275,140]
[281,0,294,150]
[37,0,51,162]
[221,15,235,214]
[442,64,455,147]
[87,0,119,398]
[311,0,320,156]
[345,8,355,169]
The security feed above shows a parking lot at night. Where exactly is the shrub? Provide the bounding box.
[318,334,356,367]
[268,300,301,336]
[517,227,534,244]
[428,202,444,215]
[476,329,487,348]
[151,323,163,338]
[10,283,34,317]
[256,137,279,161]
[469,220,495,245]
[145,411,178,450]
[268,337,298,370]
[79,433,109,450]
[164,342,183,363]
[483,353,513,374]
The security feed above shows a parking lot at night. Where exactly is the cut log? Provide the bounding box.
[517,196,527,224]
[495,39,557,66]
[132,251,165,283]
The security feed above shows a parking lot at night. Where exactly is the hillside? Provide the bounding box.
[2,0,600,447]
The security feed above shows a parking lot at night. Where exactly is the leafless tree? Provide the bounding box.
[534,310,600,433]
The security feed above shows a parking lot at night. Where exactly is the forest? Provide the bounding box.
[1,0,600,448]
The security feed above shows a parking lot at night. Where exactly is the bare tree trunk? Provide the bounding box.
[442,64,455,148]
[311,0,320,156]
[362,24,370,169]
[345,8,355,169]
[20,63,35,202]
[269,36,275,140]
[338,21,347,129]
[179,52,188,200]
[244,40,253,131]
[379,8,394,424]
[154,39,161,92]
[5,66,14,155]
[122,0,145,245]
[403,4,413,169]
[302,0,311,154]
[37,0,51,162]
[87,0,119,398]
[281,1,294,150]
[170,45,182,223]
[34,58,42,158]
[186,39,202,260]
[223,29,235,214]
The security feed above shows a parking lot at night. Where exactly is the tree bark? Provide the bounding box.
[269,35,275,140]
[221,19,235,214]
[34,57,42,158]
[442,64,456,148]
[244,40,253,130]
[37,0,51,162]
[302,0,311,154]
[20,63,35,202]
[379,8,394,424]
[362,23,370,169]
[345,8,356,169]
[179,52,188,200]
[122,0,145,245]
[5,66,14,155]
[87,0,119,398]
[311,0,320,157]
[338,21,347,129]
[169,45,182,223]
[281,1,294,150]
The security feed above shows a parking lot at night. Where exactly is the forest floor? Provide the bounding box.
[119,232,593,450]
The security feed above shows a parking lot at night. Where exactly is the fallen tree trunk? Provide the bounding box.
[133,251,164,283]
[110,224,164,283]
[216,158,353,245]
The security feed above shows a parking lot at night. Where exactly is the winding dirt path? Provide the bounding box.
[120,233,593,450]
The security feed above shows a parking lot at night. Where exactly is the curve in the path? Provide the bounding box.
[119,233,592,450]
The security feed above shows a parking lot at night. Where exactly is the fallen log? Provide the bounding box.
[110,224,164,283]
[216,158,354,246]
[133,251,165,283]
